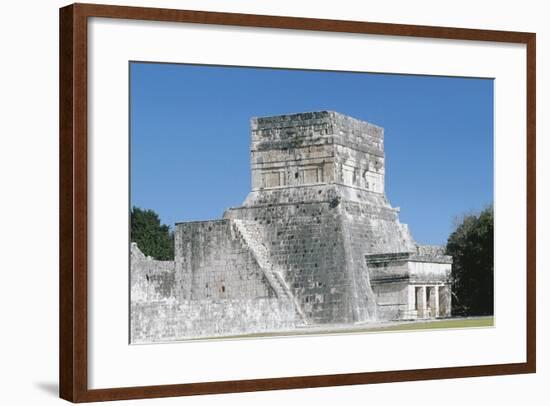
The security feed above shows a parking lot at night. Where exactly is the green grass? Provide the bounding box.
[193,316,495,342]
[365,316,494,332]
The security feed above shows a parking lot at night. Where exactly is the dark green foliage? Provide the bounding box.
[130,206,174,260]
[446,206,494,316]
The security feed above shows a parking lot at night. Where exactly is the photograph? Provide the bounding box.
[129,62,494,344]
[0,0,541,404]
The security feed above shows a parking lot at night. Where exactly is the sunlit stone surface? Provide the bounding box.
[131,111,452,343]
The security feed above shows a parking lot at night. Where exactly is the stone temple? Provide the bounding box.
[131,111,452,343]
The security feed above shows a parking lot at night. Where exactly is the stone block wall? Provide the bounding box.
[372,282,410,320]
[340,198,415,254]
[251,111,383,155]
[409,261,452,284]
[224,180,418,324]
[226,196,357,324]
[250,111,385,194]
[130,237,299,343]
[174,220,275,301]
[411,245,453,263]
[130,243,175,302]
[131,298,297,343]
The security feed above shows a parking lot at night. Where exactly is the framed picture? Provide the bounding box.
[59,3,536,402]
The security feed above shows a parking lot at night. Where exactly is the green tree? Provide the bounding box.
[130,206,174,260]
[446,206,493,316]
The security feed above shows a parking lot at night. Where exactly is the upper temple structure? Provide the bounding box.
[130,111,453,343]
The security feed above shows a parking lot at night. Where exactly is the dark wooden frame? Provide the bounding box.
[59,2,536,402]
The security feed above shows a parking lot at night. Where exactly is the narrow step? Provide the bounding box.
[232,219,307,323]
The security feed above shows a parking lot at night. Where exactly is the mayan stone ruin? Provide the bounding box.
[131,111,452,343]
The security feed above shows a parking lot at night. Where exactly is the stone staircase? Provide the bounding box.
[232,219,307,324]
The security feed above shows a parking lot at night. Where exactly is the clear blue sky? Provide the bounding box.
[130,62,493,245]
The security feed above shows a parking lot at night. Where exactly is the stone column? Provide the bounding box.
[422,286,428,318]
[416,286,427,318]
[426,286,439,318]
[438,285,451,317]
[407,285,416,319]
[434,286,440,318]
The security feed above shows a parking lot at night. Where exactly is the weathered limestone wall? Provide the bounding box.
[130,243,175,302]
[411,245,453,263]
[409,246,453,285]
[225,194,357,324]
[131,236,299,343]
[131,298,297,343]
[174,220,275,301]
[250,111,385,194]
[372,282,410,320]
[224,186,417,324]
[409,261,452,284]
[340,198,415,254]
